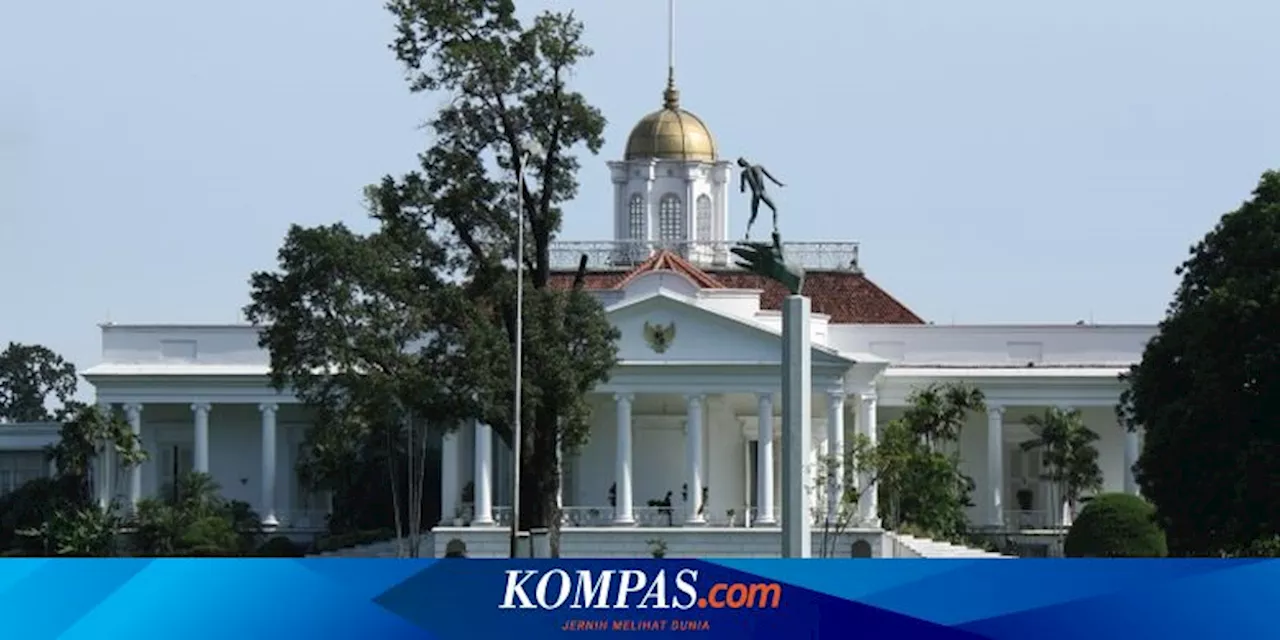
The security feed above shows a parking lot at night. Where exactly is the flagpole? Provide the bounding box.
[510,154,526,558]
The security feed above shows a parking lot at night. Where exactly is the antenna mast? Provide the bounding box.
[661,0,680,109]
[668,0,675,77]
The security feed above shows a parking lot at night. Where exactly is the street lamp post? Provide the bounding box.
[510,138,542,558]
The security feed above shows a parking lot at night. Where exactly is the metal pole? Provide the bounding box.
[509,156,526,558]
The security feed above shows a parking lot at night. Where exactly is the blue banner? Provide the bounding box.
[1,558,1276,639]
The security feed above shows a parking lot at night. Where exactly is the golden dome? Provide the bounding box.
[624,76,717,163]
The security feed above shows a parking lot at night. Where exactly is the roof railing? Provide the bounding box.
[548,239,860,272]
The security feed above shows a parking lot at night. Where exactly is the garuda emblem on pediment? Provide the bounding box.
[643,320,677,354]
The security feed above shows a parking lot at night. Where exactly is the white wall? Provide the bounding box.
[609,296,789,365]
[829,324,1154,367]
[127,403,308,517]
[101,324,267,365]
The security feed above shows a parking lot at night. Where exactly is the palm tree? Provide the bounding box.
[1021,407,1103,528]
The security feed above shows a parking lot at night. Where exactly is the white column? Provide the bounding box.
[612,171,626,236]
[856,392,879,527]
[1123,425,1140,495]
[613,393,635,525]
[825,390,845,525]
[986,406,1005,528]
[96,402,113,509]
[440,430,460,524]
[191,403,211,474]
[124,404,143,510]
[473,421,495,526]
[755,392,776,525]
[258,403,279,527]
[684,394,706,524]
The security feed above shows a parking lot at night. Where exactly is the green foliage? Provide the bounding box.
[0,404,144,556]
[0,342,79,422]
[811,432,881,557]
[1021,407,1103,515]
[245,0,619,555]
[180,517,241,552]
[878,383,985,540]
[22,506,122,557]
[1118,170,1280,555]
[131,472,261,557]
[386,2,619,541]
[0,476,83,552]
[48,403,148,504]
[1233,535,1280,558]
[1063,493,1167,557]
[0,346,148,557]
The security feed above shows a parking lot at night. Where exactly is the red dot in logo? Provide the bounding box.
[697,597,707,608]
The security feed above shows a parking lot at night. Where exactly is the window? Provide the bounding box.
[0,452,46,496]
[658,194,684,241]
[695,195,712,240]
[628,193,646,239]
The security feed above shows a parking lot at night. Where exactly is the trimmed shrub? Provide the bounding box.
[255,536,305,557]
[180,516,242,556]
[1235,535,1280,557]
[310,528,396,553]
[443,538,467,558]
[1064,493,1167,557]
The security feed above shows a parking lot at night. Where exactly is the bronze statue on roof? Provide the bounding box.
[733,158,803,295]
[739,157,785,242]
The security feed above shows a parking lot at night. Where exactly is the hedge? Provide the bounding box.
[1064,493,1167,558]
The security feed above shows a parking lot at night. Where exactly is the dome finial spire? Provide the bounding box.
[662,0,679,110]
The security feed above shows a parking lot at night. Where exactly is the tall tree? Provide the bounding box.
[245,220,475,555]
[1020,407,1102,526]
[247,1,619,556]
[383,0,619,554]
[878,383,985,540]
[48,404,148,506]
[1119,170,1280,555]
[0,342,79,422]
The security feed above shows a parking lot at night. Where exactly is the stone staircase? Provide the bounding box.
[306,535,435,558]
[885,531,1012,558]
[304,531,1007,559]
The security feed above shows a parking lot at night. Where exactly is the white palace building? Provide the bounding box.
[0,77,1151,558]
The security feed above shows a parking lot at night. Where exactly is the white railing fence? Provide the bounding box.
[548,239,860,272]
[1004,509,1057,530]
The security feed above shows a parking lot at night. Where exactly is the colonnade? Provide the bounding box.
[443,389,883,528]
[95,402,282,526]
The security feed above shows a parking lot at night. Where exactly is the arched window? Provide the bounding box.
[628,194,646,239]
[695,195,712,240]
[658,194,684,241]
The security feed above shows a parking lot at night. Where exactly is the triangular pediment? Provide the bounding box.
[606,290,853,367]
[615,250,723,290]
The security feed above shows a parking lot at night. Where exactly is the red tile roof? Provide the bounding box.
[548,261,925,325]
[612,249,725,289]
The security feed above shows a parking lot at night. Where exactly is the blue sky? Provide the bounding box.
[2,0,1278,379]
